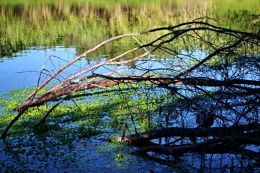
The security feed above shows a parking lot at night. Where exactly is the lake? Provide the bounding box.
[0,0,259,172]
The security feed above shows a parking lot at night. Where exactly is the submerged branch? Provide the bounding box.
[117,124,260,144]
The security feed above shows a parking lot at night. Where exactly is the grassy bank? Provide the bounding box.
[0,0,259,57]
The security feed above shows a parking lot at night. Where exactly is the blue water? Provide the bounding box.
[0,47,77,94]
[0,47,181,172]
[0,46,120,94]
[0,47,259,172]
[0,132,181,173]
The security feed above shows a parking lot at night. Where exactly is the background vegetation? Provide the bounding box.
[1,0,259,57]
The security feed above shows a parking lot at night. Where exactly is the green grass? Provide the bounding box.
[0,0,259,57]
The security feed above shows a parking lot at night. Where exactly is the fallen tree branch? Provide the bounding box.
[1,19,259,142]
[118,124,260,144]
[134,135,260,156]
[93,74,260,88]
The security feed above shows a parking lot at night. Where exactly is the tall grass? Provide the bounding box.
[0,0,259,57]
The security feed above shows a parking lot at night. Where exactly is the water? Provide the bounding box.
[0,47,76,94]
[0,133,179,172]
[0,1,259,172]
[0,47,184,172]
[0,47,258,172]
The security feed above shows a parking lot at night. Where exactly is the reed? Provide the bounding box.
[0,0,259,57]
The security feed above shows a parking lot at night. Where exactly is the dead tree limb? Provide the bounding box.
[117,124,260,144]
[134,136,260,156]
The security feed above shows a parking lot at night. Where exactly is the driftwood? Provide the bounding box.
[1,19,259,165]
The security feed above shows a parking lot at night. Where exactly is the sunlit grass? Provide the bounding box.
[0,0,259,57]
